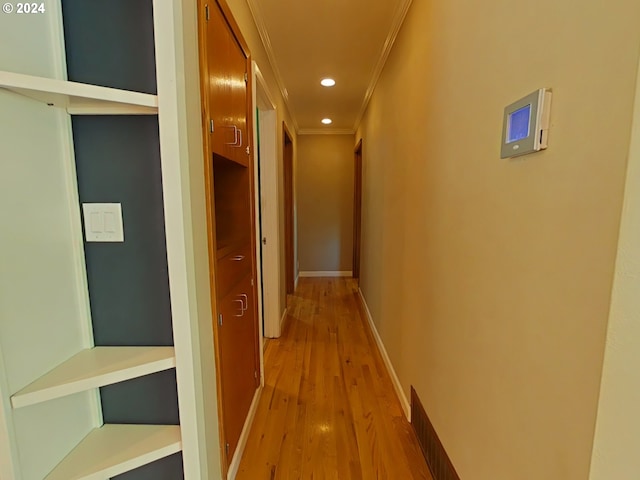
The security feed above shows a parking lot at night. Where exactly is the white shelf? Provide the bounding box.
[0,71,158,115]
[45,424,181,480]
[11,347,176,409]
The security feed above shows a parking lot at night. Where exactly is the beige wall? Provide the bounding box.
[356,0,640,479]
[589,58,640,479]
[297,135,355,272]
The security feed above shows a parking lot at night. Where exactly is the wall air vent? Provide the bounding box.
[411,387,461,480]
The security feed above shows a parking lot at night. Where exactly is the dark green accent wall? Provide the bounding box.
[61,0,157,94]
[99,370,180,425]
[62,1,184,477]
[72,116,173,346]
[113,453,184,480]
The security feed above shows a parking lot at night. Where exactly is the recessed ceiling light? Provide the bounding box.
[321,118,332,125]
[321,78,336,87]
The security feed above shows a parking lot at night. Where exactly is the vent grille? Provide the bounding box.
[411,386,461,480]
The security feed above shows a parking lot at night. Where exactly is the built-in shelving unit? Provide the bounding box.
[44,424,181,480]
[0,71,158,115]
[0,2,210,478]
[11,347,176,409]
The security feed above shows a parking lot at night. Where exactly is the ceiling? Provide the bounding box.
[247,0,413,134]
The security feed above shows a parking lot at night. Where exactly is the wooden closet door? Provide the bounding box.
[206,2,249,167]
[227,31,248,167]
[200,0,259,471]
[205,3,231,158]
[217,274,257,459]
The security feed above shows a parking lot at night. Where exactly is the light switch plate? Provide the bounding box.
[82,203,124,242]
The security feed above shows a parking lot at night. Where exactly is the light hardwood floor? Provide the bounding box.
[237,277,432,479]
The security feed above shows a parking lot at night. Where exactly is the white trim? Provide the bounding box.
[357,289,411,420]
[298,128,355,136]
[245,0,299,133]
[295,274,299,290]
[245,0,412,134]
[0,71,158,114]
[153,1,209,477]
[254,63,277,110]
[251,62,266,385]
[226,387,262,480]
[352,0,413,131]
[60,121,103,424]
[60,113,92,350]
[280,308,288,330]
[298,271,353,278]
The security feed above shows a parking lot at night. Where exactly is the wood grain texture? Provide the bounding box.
[237,277,432,479]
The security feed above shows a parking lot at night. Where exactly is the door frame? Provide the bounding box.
[252,62,282,341]
[283,123,295,297]
[353,139,363,282]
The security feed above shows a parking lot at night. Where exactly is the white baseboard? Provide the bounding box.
[298,271,353,278]
[357,288,411,421]
[227,386,262,480]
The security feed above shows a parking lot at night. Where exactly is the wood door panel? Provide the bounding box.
[205,2,231,158]
[218,274,258,460]
[216,242,252,298]
[212,154,252,253]
[199,0,258,473]
[228,36,248,166]
[206,2,248,167]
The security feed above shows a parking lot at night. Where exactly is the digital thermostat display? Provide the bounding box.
[507,104,531,143]
[500,88,552,159]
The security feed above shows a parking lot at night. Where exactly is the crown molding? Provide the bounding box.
[246,0,412,136]
[352,0,413,131]
[298,128,355,136]
[246,0,300,134]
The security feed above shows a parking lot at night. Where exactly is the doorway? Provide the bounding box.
[252,62,282,339]
[283,124,295,297]
[353,139,363,282]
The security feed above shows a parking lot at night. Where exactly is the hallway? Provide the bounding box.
[237,278,432,479]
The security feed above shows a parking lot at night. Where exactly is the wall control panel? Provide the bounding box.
[501,88,552,158]
[82,203,124,242]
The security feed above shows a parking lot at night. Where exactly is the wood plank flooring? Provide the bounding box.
[237,277,432,480]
